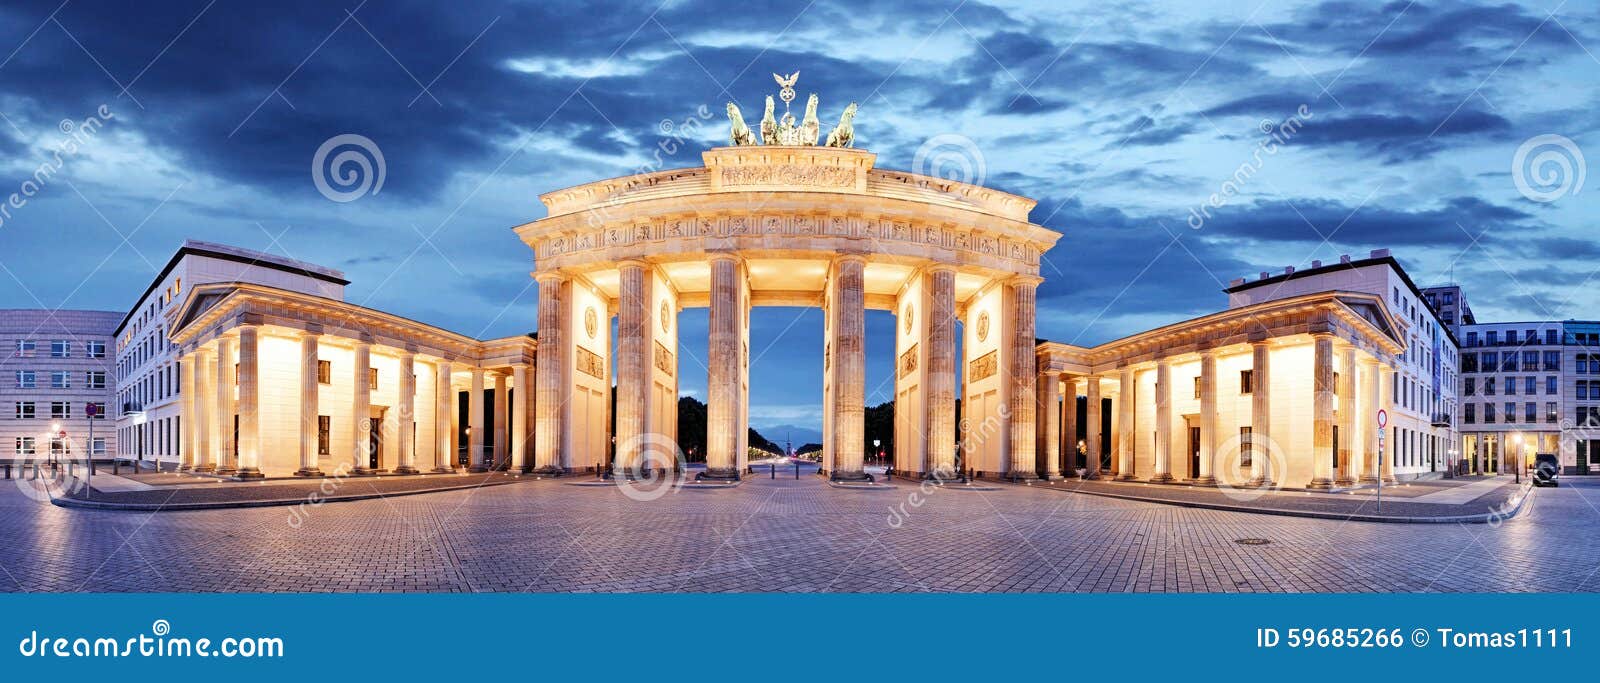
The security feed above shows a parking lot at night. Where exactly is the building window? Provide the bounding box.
[1240,370,1254,395]
[1482,352,1497,371]
[1466,332,1479,347]
[86,340,106,358]
[1506,378,1517,396]
[50,340,70,358]
[1522,351,1538,371]
[50,438,70,456]
[14,402,35,419]
[17,370,38,388]
[86,402,105,419]
[1525,376,1536,395]
[14,437,35,455]
[1504,402,1516,423]
[1548,402,1559,423]
[1484,403,1495,424]
[1484,377,1495,396]
[1502,354,1517,372]
[1461,353,1478,373]
[91,437,106,456]
[86,370,106,389]
[1464,378,1475,396]
[1464,403,1475,424]
[1487,331,1498,346]
[1544,351,1561,371]
[1547,376,1558,395]
[1240,427,1253,466]
[14,340,36,358]
[50,402,71,419]
[369,367,379,391]
[50,371,70,389]
[1526,402,1537,424]
[317,415,331,455]
[1193,376,1202,399]
[317,360,331,384]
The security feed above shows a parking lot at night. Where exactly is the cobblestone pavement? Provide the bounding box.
[2,467,1597,593]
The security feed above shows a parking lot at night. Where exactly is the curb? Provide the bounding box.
[49,476,534,512]
[1032,481,1535,524]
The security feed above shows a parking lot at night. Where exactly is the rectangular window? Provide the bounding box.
[1482,352,1497,370]
[1193,376,1202,399]
[1523,351,1538,371]
[50,437,69,456]
[1544,351,1561,371]
[1464,403,1476,424]
[1504,402,1517,424]
[1546,329,1559,345]
[86,340,106,358]
[1461,353,1478,373]
[1466,332,1478,347]
[1464,377,1476,396]
[1240,427,1253,467]
[1506,378,1517,396]
[1502,354,1517,372]
[317,415,331,455]
[16,371,36,389]
[1548,402,1559,423]
[1484,377,1495,396]
[369,367,379,391]
[1487,331,1498,346]
[1507,330,1519,345]
[50,402,70,419]
[14,340,36,358]
[1525,377,1536,395]
[1548,376,1559,395]
[317,360,331,384]
[14,437,35,455]
[91,437,106,456]
[50,371,70,389]
[1240,370,1254,395]
[14,402,34,419]
[1526,402,1537,423]
[86,370,106,389]
[50,340,70,357]
[1485,403,1496,424]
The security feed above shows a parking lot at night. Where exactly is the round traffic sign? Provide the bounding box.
[1376,409,1388,429]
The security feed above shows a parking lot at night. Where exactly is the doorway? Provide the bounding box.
[1187,424,1200,479]
[368,417,382,470]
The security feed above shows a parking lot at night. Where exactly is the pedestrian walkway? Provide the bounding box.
[83,473,155,493]
[1404,475,1511,504]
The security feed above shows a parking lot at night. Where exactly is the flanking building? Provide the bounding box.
[2,309,120,462]
[1454,319,1600,476]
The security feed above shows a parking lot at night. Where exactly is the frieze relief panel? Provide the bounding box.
[576,346,605,380]
[969,350,997,382]
[899,344,919,379]
[654,341,674,377]
[719,164,856,188]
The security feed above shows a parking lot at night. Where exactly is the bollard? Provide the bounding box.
[794,461,800,480]
[113,459,120,475]
[770,463,775,479]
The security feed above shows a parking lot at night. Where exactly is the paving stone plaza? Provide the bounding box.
[4,469,1597,593]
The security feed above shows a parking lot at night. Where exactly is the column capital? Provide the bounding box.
[833,253,868,267]
[1199,346,1219,359]
[534,270,569,285]
[616,258,650,270]
[706,250,742,264]
[1250,338,1272,348]
[925,263,959,275]
[1008,273,1045,288]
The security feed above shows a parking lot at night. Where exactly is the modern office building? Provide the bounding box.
[1421,284,1476,337]
[1456,320,1566,475]
[1563,321,1600,475]
[2,309,120,462]
[112,241,348,469]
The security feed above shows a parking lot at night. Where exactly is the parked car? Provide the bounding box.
[1533,453,1560,487]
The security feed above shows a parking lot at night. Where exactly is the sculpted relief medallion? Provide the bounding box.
[903,303,914,334]
[660,300,671,333]
[976,311,990,343]
[584,306,598,340]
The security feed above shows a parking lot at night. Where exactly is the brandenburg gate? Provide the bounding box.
[513,84,1061,481]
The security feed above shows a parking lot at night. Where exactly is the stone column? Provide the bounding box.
[492,371,508,470]
[1005,276,1040,481]
[468,367,486,472]
[511,362,530,472]
[1309,333,1337,489]
[1038,370,1062,480]
[178,353,197,471]
[925,265,957,479]
[1084,375,1103,480]
[1195,349,1218,485]
[1359,358,1380,483]
[234,324,263,478]
[1116,367,1136,480]
[350,339,375,475]
[295,333,323,476]
[1380,365,1397,483]
[1336,346,1358,486]
[1151,359,1173,482]
[192,349,213,472]
[213,337,236,475]
[434,361,455,472]
[1062,375,1079,476]
[532,272,566,475]
[1250,341,1273,486]
[704,254,742,480]
[395,351,419,474]
[829,255,868,480]
[613,260,650,476]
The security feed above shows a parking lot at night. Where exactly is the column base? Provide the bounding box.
[293,468,325,477]
[177,464,194,473]
[1245,477,1277,488]
[1148,473,1174,483]
[1187,476,1218,486]
[191,464,216,473]
[1041,472,1066,481]
[234,468,264,480]
[214,467,237,476]
[530,465,566,477]
[697,467,741,482]
[432,465,456,473]
[1358,475,1380,484]
[1335,477,1357,487]
[1002,471,1038,482]
[1081,469,1102,481]
[392,466,421,475]
[1305,478,1338,490]
[348,467,380,476]
[1114,472,1138,481]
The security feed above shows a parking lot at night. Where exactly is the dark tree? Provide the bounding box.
[677,396,707,462]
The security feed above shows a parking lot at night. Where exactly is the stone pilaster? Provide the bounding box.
[350,339,375,475]
[1151,358,1173,482]
[468,367,486,472]
[178,353,197,471]
[1249,341,1274,486]
[1116,367,1136,480]
[191,349,213,472]
[1308,333,1337,490]
[532,272,567,476]
[511,363,529,472]
[213,337,236,475]
[829,255,868,481]
[1193,349,1218,485]
[1005,276,1040,481]
[1062,375,1078,476]
[1360,358,1381,483]
[614,259,650,476]
[1336,346,1358,486]
[234,324,263,479]
[1038,370,1062,480]
[704,254,741,480]
[1084,375,1102,480]
[492,370,508,470]
[434,361,455,472]
[1379,365,1397,484]
[394,351,419,474]
[295,333,323,476]
[925,265,957,479]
